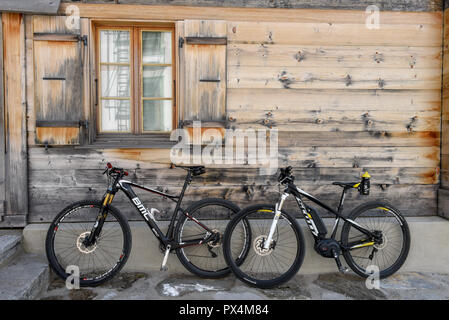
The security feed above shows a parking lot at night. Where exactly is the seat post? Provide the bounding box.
[166,170,192,238]
[337,187,349,214]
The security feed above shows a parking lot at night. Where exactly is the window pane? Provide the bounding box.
[142,31,171,64]
[100,30,130,63]
[143,66,172,98]
[101,99,131,132]
[101,65,130,97]
[143,100,172,131]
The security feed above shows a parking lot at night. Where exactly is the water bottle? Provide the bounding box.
[360,172,371,195]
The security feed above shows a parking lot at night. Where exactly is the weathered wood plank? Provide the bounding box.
[58,3,443,25]
[0,14,5,217]
[276,131,440,147]
[229,109,440,132]
[228,44,442,69]
[228,66,441,90]
[185,20,226,37]
[441,7,449,194]
[27,145,440,169]
[27,184,438,222]
[438,188,449,219]
[25,15,36,147]
[228,88,441,112]
[227,21,442,47]
[28,167,439,189]
[2,13,28,219]
[33,15,79,34]
[35,127,80,145]
[89,0,443,12]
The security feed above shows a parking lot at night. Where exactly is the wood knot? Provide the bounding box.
[345,74,352,86]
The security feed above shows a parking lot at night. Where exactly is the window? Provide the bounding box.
[96,25,175,135]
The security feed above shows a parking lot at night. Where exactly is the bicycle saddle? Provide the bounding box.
[171,164,206,176]
[332,181,359,188]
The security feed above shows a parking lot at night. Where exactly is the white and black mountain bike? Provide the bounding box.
[45,163,251,286]
[223,166,411,289]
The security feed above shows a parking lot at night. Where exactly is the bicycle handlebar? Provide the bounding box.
[103,162,128,177]
[278,166,294,184]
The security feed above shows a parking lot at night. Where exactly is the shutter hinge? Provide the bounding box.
[79,120,89,129]
[77,35,88,46]
[178,120,184,128]
[179,37,184,48]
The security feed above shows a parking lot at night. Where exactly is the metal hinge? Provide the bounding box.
[77,35,88,46]
[179,37,184,48]
[79,120,89,129]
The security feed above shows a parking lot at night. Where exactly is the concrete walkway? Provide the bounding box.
[38,271,449,300]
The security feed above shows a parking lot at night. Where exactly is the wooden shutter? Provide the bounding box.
[181,20,227,126]
[33,16,87,145]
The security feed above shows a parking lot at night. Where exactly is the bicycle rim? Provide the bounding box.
[177,202,249,275]
[225,206,304,287]
[342,205,409,278]
[48,203,128,283]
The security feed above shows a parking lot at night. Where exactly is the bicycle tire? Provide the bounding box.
[223,204,305,289]
[341,201,410,279]
[45,200,132,287]
[175,198,251,278]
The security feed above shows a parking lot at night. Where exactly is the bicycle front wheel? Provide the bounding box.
[45,200,131,287]
[223,204,305,289]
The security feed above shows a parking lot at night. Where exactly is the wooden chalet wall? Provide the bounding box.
[0,13,28,227]
[439,1,449,218]
[2,1,442,223]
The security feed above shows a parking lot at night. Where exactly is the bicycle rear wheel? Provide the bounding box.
[341,201,410,279]
[175,198,251,278]
[223,204,305,289]
[45,200,131,287]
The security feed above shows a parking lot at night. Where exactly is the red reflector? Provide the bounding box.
[107,162,112,168]
[124,171,128,176]
[54,226,58,231]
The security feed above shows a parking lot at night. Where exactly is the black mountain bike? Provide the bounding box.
[46,163,251,286]
[223,166,410,288]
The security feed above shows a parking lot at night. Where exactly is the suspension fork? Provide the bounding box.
[263,192,289,250]
[85,189,116,246]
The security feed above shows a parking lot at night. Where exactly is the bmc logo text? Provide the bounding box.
[132,197,155,222]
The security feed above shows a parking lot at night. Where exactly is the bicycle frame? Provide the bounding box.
[264,182,375,250]
[94,170,216,250]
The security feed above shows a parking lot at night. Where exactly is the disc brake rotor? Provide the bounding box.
[253,235,274,256]
[76,231,97,254]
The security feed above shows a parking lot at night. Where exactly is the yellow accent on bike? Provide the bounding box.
[103,194,110,206]
[258,209,274,213]
[353,183,360,188]
[103,193,114,205]
[351,242,375,249]
[362,171,371,178]
[377,207,390,211]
